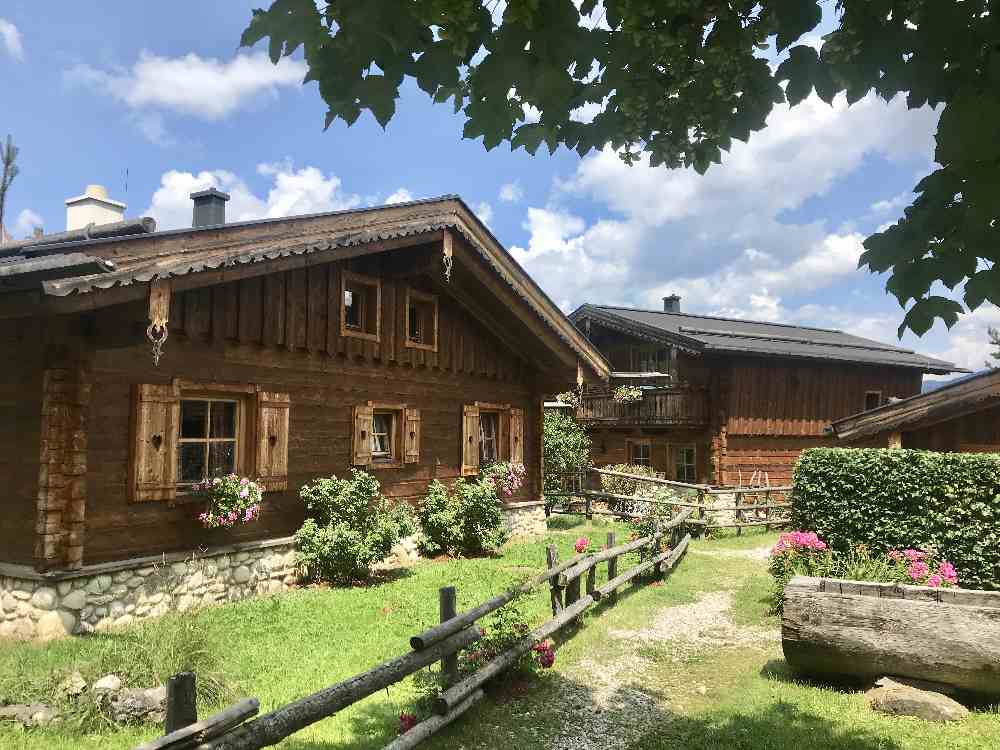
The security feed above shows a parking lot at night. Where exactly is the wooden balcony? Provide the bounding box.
[576,385,709,427]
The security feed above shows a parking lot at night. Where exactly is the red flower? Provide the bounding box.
[399,713,419,734]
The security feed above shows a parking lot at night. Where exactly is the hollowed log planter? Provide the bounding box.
[782,576,1000,696]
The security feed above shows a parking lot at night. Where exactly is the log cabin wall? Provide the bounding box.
[589,426,714,484]
[79,256,546,565]
[902,403,1000,452]
[717,357,923,484]
[0,319,45,565]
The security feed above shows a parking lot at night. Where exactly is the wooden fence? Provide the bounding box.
[545,467,792,534]
[134,508,694,750]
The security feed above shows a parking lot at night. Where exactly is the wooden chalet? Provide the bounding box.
[568,298,962,485]
[829,369,1000,451]
[0,190,608,575]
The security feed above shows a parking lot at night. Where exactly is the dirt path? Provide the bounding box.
[545,547,776,750]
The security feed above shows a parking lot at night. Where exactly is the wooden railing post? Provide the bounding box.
[697,490,706,536]
[585,494,593,521]
[606,532,617,602]
[735,490,743,537]
[439,587,458,686]
[165,671,198,735]
[546,545,564,616]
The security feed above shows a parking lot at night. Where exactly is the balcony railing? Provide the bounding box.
[576,385,709,426]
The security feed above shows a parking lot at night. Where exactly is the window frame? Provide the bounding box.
[673,444,697,483]
[479,410,501,466]
[627,438,652,467]
[864,390,883,411]
[173,382,255,493]
[341,270,382,343]
[405,287,439,352]
[368,402,405,469]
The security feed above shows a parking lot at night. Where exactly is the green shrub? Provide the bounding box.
[417,463,523,556]
[542,410,591,492]
[599,463,659,496]
[296,469,416,584]
[792,448,1000,590]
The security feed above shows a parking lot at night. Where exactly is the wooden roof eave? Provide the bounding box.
[831,372,1000,441]
[571,305,705,356]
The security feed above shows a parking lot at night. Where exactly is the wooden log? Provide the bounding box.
[709,519,790,529]
[381,689,485,750]
[782,576,1000,696]
[409,552,586,650]
[655,533,690,576]
[203,627,481,750]
[558,534,657,586]
[433,595,595,715]
[439,587,458,686]
[133,698,259,750]
[546,545,563,616]
[605,532,617,603]
[592,468,709,492]
[165,672,198,735]
[591,535,688,601]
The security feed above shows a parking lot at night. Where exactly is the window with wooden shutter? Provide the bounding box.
[461,404,480,476]
[508,407,524,465]
[353,404,374,466]
[255,391,290,491]
[130,383,181,503]
[404,408,421,464]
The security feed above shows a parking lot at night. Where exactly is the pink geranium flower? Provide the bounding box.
[926,574,944,587]
[907,560,930,581]
[398,713,418,734]
[574,537,590,554]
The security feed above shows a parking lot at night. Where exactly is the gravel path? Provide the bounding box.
[545,584,777,750]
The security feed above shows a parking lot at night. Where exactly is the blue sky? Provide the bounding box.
[0,2,993,374]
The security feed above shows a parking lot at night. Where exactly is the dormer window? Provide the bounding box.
[405,288,438,352]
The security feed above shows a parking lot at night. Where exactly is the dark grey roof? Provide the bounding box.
[0,218,157,256]
[572,303,962,374]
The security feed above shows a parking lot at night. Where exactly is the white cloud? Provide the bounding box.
[0,19,23,62]
[513,91,939,316]
[473,201,493,226]
[870,192,910,214]
[921,303,1000,373]
[384,188,414,205]
[13,208,42,238]
[66,51,306,121]
[143,162,360,230]
[499,182,524,203]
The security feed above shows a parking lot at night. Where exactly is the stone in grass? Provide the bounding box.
[0,703,60,727]
[93,674,123,696]
[109,686,167,725]
[866,677,970,723]
[57,670,88,698]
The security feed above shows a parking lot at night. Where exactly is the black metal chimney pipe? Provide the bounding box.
[190,188,231,228]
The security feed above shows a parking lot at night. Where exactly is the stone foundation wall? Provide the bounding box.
[504,501,547,537]
[0,537,296,641]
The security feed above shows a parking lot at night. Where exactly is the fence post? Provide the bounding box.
[697,490,707,537]
[165,671,198,735]
[735,490,743,537]
[546,545,563,616]
[439,587,458,686]
[585,494,593,521]
[606,532,617,603]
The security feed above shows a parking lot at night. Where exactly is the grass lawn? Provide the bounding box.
[2,521,997,750]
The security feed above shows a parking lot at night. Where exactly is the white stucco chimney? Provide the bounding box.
[65,184,127,231]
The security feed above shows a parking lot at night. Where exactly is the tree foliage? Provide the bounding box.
[242,1,1000,335]
[0,134,19,242]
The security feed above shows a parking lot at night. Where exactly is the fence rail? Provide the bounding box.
[544,467,792,534]
[136,504,695,750]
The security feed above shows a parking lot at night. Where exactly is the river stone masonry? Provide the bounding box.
[504,501,547,537]
[0,537,297,641]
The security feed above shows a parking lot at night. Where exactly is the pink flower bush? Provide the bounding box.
[926,574,944,587]
[771,531,828,556]
[195,474,264,528]
[574,537,590,554]
[938,561,959,585]
[532,640,556,668]
[481,462,526,499]
[907,560,930,581]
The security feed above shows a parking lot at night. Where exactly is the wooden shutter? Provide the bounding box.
[255,391,290,491]
[404,408,421,464]
[353,404,374,466]
[508,407,524,465]
[461,404,480,476]
[130,383,180,503]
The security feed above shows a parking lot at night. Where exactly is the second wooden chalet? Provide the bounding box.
[569,297,962,485]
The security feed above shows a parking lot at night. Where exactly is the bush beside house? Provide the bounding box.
[295,470,416,584]
[541,410,591,493]
[792,448,1000,590]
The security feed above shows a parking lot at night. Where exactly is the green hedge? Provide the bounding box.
[792,448,1000,590]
